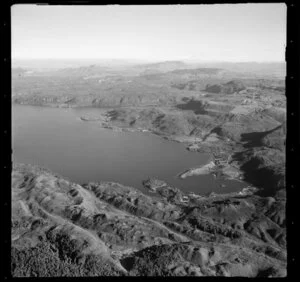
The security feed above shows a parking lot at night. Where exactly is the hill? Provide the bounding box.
[12,163,286,277]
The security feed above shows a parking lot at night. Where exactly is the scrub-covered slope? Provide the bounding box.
[12,163,286,277]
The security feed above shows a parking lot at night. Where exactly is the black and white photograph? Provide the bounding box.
[10,3,287,277]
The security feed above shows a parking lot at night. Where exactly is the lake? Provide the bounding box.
[12,105,246,195]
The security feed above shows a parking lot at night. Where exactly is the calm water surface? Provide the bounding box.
[12,105,246,195]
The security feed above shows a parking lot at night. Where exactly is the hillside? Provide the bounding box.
[12,61,285,109]
[12,163,286,277]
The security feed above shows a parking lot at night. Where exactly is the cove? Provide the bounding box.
[12,105,245,195]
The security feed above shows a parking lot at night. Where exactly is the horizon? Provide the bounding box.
[12,58,285,63]
[12,58,286,66]
[11,4,286,62]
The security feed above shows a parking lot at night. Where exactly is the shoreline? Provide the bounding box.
[177,161,216,179]
[79,117,252,197]
[13,103,248,198]
[91,119,246,184]
[13,103,281,197]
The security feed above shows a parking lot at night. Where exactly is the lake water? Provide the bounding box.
[12,105,246,195]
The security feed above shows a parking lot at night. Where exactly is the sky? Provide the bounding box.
[11,4,286,62]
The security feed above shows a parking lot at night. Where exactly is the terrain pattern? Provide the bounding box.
[12,61,286,277]
[12,163,286,277]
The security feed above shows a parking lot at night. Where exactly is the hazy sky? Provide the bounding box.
[11,4,286,62]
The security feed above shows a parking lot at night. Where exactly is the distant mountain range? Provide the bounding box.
[12,59,285,79]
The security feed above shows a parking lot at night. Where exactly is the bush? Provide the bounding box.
[11,237,123,277]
